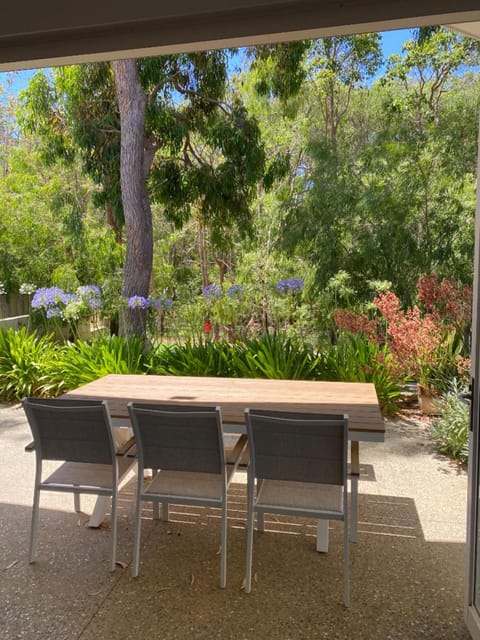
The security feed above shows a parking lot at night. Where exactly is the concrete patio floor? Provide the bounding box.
[0,402,469,639]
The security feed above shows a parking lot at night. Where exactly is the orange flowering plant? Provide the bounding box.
[334,275,471,395]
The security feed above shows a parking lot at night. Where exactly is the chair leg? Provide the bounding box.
[257,511,265,532]
[220,502,227,589]
[245,477,255,593]
[132,477,143,577]
[151,471,160,520]
[74,491,81,513]
[350,475,359,543]
[344,513,350,608]
[29,485,41,563]
[109,491,118,572]
[161,503,169,521]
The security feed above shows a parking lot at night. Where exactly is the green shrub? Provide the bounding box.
[45,334,150,392]
[151,340,234,377]
[232,333,321,380]
[0,328,59,401]
[430,381,469,462]
[324,332,404,415]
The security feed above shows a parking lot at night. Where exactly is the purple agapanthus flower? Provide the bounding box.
[77,285,103,310]
[128,295,150,309]
[46,306,63,319]
[202,283,222,299]
[31,287,69,309]
[78,285,101,298]
[151,298,174,311]
[276,278,305,294]
[227,284,244,298]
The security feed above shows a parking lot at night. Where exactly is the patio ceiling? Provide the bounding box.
[1,0,480,71]
[447,22,480,39]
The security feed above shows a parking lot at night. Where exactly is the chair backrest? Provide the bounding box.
[128,403,224,474]
[245,409,348,486]
[22,398,114,464]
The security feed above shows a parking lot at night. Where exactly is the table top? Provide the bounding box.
[63,374,384,437]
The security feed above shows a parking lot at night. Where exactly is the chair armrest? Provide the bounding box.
[226,434,248,466]
[116,436,137,458]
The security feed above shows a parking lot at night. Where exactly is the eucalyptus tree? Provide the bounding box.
[20,45,308,337]
[19,53,268,335]
[277,31,479,304]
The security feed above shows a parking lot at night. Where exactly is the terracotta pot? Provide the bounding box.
[417,384,440,415]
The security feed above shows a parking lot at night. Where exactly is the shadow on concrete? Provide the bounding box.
[0,482,470,640]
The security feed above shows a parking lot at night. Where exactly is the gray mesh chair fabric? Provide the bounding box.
[244,409,350,606]
[22,397,134,572]
[128,403,244,587]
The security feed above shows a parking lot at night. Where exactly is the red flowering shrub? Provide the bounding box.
[374,291,442,380]
[332,309,377,340]
[333,274,471,389]
[417,274,472,331]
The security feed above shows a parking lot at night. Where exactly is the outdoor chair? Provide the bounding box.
[22,397,136,572]
[244,409,350,607]
[127,402,246,587]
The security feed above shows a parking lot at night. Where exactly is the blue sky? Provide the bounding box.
[0,29,415,97]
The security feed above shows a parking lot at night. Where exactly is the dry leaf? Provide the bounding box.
[115,560,128,569]
[240,574,256,590]
[3,560,18,571]
[190,573,196,586]
[88,590,102,597]
[216,545,222,556]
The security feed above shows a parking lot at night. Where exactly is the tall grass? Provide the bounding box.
[0,329,403,415]
[43,334,150,392]
[0,328,59,401]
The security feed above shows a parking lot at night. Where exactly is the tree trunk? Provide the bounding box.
[112,59,153,338]
[198,220,209,288]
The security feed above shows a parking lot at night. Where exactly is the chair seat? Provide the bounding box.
[144,470,223,502]
[43,457,134,490]
[256,479,343,515]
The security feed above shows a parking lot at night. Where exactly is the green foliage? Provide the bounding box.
[419,330,467,395]
[51,264,80,291]
[151,333,320,380]
[0,328,58,401]
[324,332,404,415]
[232,333,320,380]
[151,341,234,377]
[43,335,150,392]
[430,381,469,462]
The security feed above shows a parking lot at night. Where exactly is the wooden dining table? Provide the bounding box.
[64,374,385,548]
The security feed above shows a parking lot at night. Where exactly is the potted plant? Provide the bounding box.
[416,331,466,415]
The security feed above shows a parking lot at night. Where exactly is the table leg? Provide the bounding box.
[316,520,329,552]
[87,496,111,528]
[87,465,136,528]
[350,440,359,543]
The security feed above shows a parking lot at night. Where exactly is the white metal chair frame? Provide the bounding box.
[244,409,350,607]
[23,397,132,572]
[128,402,244,588]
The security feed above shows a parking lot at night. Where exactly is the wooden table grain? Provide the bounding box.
[64,374,384,440]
